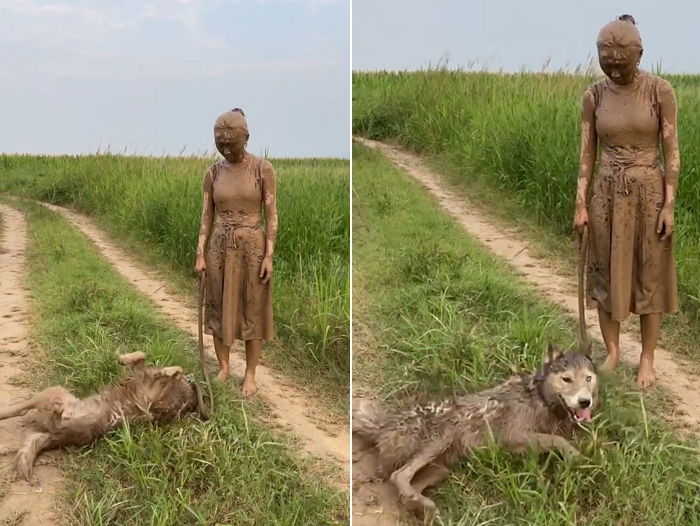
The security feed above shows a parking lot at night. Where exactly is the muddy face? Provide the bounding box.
[132,367,201,418]
[542,350,598,422]
[598,46,641,85]
[215,128,249,163]
[595,16,643,86]
[213,109,249,164]
[163,373,200,409]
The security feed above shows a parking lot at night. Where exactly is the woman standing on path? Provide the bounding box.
[195,108,278,396]
[573,15,680,387]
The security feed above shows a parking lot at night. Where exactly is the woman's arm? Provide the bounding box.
[196,167,215,267]
[658,79,680,207]
[261,160,278,258]
[259,160,278,283]
[573,87,597,231]
[655,79,680,241]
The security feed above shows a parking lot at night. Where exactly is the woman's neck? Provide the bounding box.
[224,151,248,165]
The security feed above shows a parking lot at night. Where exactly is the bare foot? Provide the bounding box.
[216,369,230,382]
[637,359,655,388]
[598,353,619,373]
[241,374,257,396]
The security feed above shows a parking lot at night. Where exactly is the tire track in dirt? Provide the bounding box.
[0,204,62,525]
[356,136,700,433]
[351,316,406,526]
[41,203,349,485]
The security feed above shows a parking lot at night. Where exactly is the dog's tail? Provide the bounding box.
[352,398,385,442]
[0,398,36,421]
[16,432,53,482]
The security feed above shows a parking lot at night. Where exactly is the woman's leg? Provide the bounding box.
[242,339,261,396]
[598,308,621,373]
[213,336,230,381]
[638,313,661,388]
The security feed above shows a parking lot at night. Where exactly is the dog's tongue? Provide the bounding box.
[575,407,592,422]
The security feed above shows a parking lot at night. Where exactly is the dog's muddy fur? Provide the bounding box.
[353,344,599,517]
[0,352,207,482]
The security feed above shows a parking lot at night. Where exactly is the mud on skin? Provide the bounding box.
[573,15,680,387]
[195,109,278,394]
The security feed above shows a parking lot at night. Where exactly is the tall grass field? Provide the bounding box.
[353,69,700,360]
[0,155,349,404]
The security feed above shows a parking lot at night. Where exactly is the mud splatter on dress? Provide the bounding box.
[584,71,679,320]
[201,155,275,343]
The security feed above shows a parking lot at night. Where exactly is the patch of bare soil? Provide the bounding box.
[351,317,407,525]
[0,204,62,525]
[42,203,349,485]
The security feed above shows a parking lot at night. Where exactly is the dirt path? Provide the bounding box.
[41,203,349,485]
[0,204,62,525]
[356,136,700,430]
[351,317,405,526]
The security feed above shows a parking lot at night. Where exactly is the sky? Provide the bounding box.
[352,0,700,74]
[0,0,350,157]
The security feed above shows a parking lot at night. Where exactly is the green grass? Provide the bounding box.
[0,154,349,408]
[353,68,700,364]
[352,143,700,525]
[15,200,347,526]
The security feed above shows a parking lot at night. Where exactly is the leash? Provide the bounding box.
[577,224,592,354]
[197,271,215,417]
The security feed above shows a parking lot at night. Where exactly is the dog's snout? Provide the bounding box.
[578,398,591,409]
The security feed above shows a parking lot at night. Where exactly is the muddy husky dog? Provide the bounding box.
[353,344,598,516]
[0,352,207,481]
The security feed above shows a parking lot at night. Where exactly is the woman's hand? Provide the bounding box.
[259,256,273,283]
[194,255,206,275]
[573,206,589,234]
[657,205,674,241]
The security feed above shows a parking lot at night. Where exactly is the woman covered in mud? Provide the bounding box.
[573,15,679,387]
[195,108,278,395]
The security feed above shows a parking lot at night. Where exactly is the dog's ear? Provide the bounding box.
[547,343,563,363]
[581,341,594,363]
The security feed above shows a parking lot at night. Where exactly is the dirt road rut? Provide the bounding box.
[0,204,62,525]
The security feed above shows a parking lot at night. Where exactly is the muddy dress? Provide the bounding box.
[585,71,678,321]
[202,156,275,344]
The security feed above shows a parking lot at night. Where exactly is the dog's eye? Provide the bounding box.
[562,377,573,383]
[586,376,592,382]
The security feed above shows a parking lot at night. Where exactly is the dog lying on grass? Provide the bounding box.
[0,352,207,482]
[353,344,598,517]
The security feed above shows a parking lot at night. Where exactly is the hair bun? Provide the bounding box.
[617,14,636,25]
[231,108,246,117]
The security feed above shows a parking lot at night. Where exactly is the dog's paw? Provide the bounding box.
[118,352,146,368]
[161,366,183,377]
[15,454,34,484]
[403,493,440,523]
